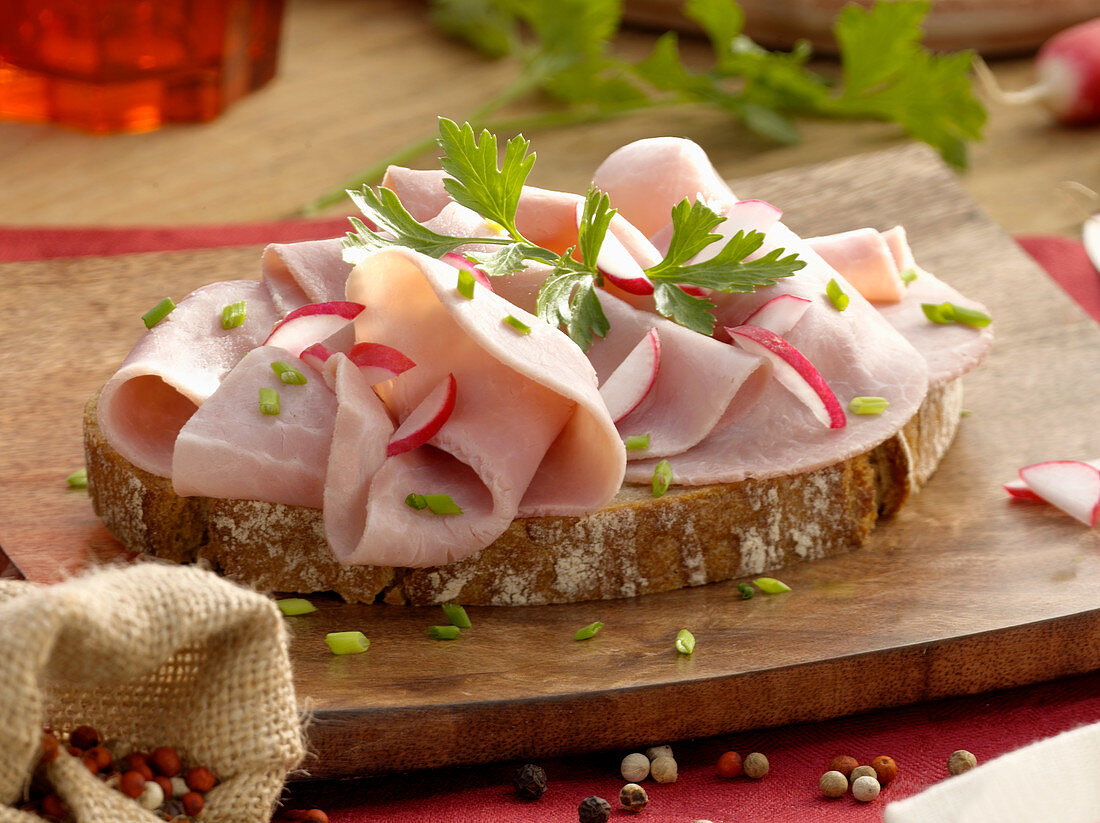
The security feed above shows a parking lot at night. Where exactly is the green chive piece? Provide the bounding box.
[848,396,890,415]
[65,468,88,489]
[652,459,673,498]
[960,409,972,418]
[271,361,308,385]
[574,621,603,641]
[424,493,463,515]
[737,582,754,600]
[625,434,651,451]
[259,387,280,415]
[675,628,696,655]
[442,603,471,629]
[325,631,370,655]
[457,269,476,299]
[277,598,317,616]
[949,305,992,328]
[503,315,532,334]
[428,625,461,640]
[142,297,176,329]
[921,302,955,324]
[221,300,247,329]
[405,493,428,510]
[826,278,849,311]
[899,268,918,286]
[754,577,792,594]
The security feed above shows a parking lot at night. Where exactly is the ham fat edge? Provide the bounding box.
[97,137,992,569]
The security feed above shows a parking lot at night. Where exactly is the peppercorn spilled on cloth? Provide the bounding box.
[0,564,305,823]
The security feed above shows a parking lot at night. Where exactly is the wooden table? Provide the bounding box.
[0,0,1095,238]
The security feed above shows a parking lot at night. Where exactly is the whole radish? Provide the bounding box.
[1028,18,1100,125]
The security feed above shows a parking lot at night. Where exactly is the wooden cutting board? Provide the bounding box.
[1,144,1098,780]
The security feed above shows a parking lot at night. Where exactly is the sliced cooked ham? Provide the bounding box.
[261,238,350,314]
[805,228,906,303]
[171,346,336,508]
[336,247,624,566]
[97,280,281,478]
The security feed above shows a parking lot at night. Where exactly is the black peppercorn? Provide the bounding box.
[513,763,548,800]
[578,795,611,823]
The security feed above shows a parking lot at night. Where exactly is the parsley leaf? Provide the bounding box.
[652,283,717,336]
[537,262,608,349]
[342,188,470,262]
[429,0,515,58]
[577,187,616,272]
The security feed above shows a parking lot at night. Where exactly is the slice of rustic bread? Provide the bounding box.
[83,378,963,605]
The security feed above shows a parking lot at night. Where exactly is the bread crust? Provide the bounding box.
[84,378,963,605]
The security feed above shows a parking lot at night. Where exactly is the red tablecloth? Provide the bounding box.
[3,224,1097,822]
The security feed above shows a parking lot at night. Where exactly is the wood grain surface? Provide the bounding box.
[1,145,1097,779]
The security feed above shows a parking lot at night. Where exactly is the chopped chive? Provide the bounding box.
[277,598,317,616]
[574,621,603,641]
[899,268,918,286]
[442,603,471,629]
[65,468,88,489]
[424,493,463,515]
[624,434,651,451]
[737,582,754,600]
[457,269,476,299]
[503,315,531,334]
[960,409,972,418]
[428,625,461,640]
[949,305,992,328]
[652,459,673,498]
[921,302,955,324]
[753,577,791,594]
[826,278,849,311]
[221,300,247,329]
[675,628,696,655]
[271,361,308,385]
[142,297,175,329]
[259,387,280,415]
[848,396,890,415]
[325,631,369,655]
[405,493,428,510]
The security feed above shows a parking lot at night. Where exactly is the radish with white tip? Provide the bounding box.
[727,324,846,429]
[386,373,457,457]
[264,301,365,356]
[599,328,661,422]
[742,294,813,336]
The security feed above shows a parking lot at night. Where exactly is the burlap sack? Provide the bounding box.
[0,563,305,822]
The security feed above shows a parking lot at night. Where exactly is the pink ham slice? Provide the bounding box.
[805,228,906,303]
[171,346,336,509]
[261,238,350,315]
[329,247,624,567]
[97,280,281,478]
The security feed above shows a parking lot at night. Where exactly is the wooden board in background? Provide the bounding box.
[1,145,1098,780]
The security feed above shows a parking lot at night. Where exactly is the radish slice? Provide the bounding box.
[264,301,365,356]
[441,252,494,291]
[1017,460,1100,526]
[727,324,846,429]
[1006,457,1100,505]
[742,294,813,336]
[386,373,457,457]
[349,341,417,386]
[599,328,661,422]
[300,342,333,373]
[1084,216,1100,274]
[688,199,783,265]
[575,204,656,295]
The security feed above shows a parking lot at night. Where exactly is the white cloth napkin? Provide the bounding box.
[885,721,1100,823]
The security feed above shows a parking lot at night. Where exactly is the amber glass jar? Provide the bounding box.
[0,0,285,133]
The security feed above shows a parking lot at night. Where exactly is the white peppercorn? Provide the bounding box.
[620,752,651,782]
[650,755,678,783]
[819,770,848,798]
[850,765,877,782]
[619,783,648,813]
[170,776,189,798]
[138,779,165,811]
[948,750,977,775]
[852,775,881,802]
[743,752,769,779]
[646,744,673,761]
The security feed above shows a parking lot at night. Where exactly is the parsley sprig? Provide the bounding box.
[342,118,804,348]
[304,0,985,214]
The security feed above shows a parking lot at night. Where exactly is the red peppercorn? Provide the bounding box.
[181,791,205,817]
[119,770,147,799]
[154,776,174,797]
[40,794,67,821]
[829,755,859,779]
[40,733,60,765]
[185,765,217,793]
[68,725,99,750]
[301,811,329,823]
[87,745,112,771]
[81,755,101,775]
[66,745,82,758]
[150,745,182,777]
[716,750,743,778]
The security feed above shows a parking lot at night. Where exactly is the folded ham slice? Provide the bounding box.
[97,280,281,477]
[261,238,350,315]
[805,228,906,303]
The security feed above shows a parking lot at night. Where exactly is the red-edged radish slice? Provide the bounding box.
[575,203,656,295]
[742,294,813,336]
[1005,457,1100,500]
[689,199,783,265]
[1017,460,1100,526]
[599,328,661,423]
[441,252,494,291]
[264,301,365,356]
[300,342,333,373]
[386,373,457,457]
[349,341,416,386]
[727,324,846,429]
